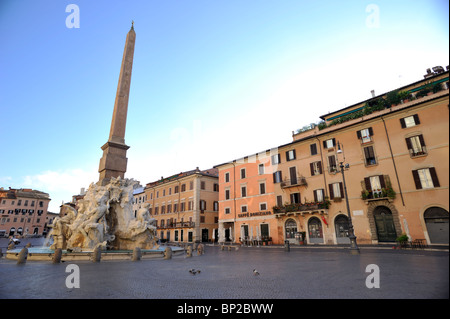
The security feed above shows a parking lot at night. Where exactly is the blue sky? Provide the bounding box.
[0,0,448,212]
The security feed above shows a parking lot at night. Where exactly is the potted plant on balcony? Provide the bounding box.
[432,82,443,93]
[386,90,401,106]
[361,190,370,200]
[398,90,411,103]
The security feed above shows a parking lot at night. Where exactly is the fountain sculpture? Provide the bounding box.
[50,177,158,252]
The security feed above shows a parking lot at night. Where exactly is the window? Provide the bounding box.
[271,154,281,165]
[240,168,246,179]
[286,149,296,161]
[201,181,206,190]
[412,168,440,189]
[200,200,206,211]
[259,182,266,195]
[190,181,194,190]
[310,143,318,155]
[276,195,283,207]
[290,192,301,204]
[213,183,219,192]
[225,189,230,200]
[181,184,186,192]
[328,155,337,173]
[258,163,265,175]
[400,114,420,128]
[323,138,336,149]
[167,204,172,213]
[273,171,282,183]
[406,135,427,157]
[329,182,344,199]
[241,186,247,198]
[225,208,231,214]
[363,145,377,166]
[313,189,324,202]
[241,205,247,213]
[363,175,388,198]
[370,176,382,196]
[174,186,179,193]
[310,161,322,176]
[225,172,230,183]
[180,202,185,212]
[188,201,193,210]
[357,127,373,143]
[260,203,267,211]
[213,201,218,211]
[168,188,172,195]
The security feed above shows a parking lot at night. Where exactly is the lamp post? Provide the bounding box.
[337,142,360,255]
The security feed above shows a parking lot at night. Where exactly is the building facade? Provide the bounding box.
[144,168,219,243]
[0,188,51,237]
[216,68,449,246]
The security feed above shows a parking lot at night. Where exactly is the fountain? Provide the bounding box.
[6,177,184,261]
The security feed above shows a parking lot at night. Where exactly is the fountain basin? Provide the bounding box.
[5,246,185,261]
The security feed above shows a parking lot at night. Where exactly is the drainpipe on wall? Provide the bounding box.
[315,136,328,198]
[381,116,405,206]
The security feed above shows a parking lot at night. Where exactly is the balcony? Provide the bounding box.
[157,221,195,229]
[409,146,427,158]
[361,187,396,204]
[273,200,330,218]
[280,176,307,188]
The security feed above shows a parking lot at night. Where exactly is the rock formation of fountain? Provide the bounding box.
[50,177,158,251]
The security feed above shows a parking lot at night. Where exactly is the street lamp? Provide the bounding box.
[336,142,360,255]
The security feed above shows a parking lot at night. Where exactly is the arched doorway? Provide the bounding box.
[424,207,449,244]
[285,219,297,243]
[308,217,323,244]
[335,215,350,244]
[9,227,16,237]
[374,206,397,242]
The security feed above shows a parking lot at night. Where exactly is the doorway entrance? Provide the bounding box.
[424,207,449,244]
[374,206,397,242]
[335,214,350,244]
[285,219,297,243]
[201,229,209,242]
[308,217,324,244]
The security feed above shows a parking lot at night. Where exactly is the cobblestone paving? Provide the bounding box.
[0,244,448,299]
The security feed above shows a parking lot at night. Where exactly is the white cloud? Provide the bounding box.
[22,168,98,213]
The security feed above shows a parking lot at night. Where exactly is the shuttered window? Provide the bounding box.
[363,145,377,166]
[329,182,344,199]
[323,138,336,149]
[310,143,318,155]
[412,168,440,189]
[286,149,296,161]
[356,127,374,143]
[406,134,427,157]
[310,161,323,176]
[273,171,282,183]
[400,114,420,128]
[313,189,324,202]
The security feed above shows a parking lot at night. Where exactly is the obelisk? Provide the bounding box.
[98,22,136,185]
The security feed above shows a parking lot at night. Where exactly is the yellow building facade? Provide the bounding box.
[144,168,219,243]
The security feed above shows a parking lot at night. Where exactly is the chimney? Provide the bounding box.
[370,90,375,98]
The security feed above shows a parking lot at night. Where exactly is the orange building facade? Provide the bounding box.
[144,168,219,243]
[216,69,449,246]
[0,188,51,237]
